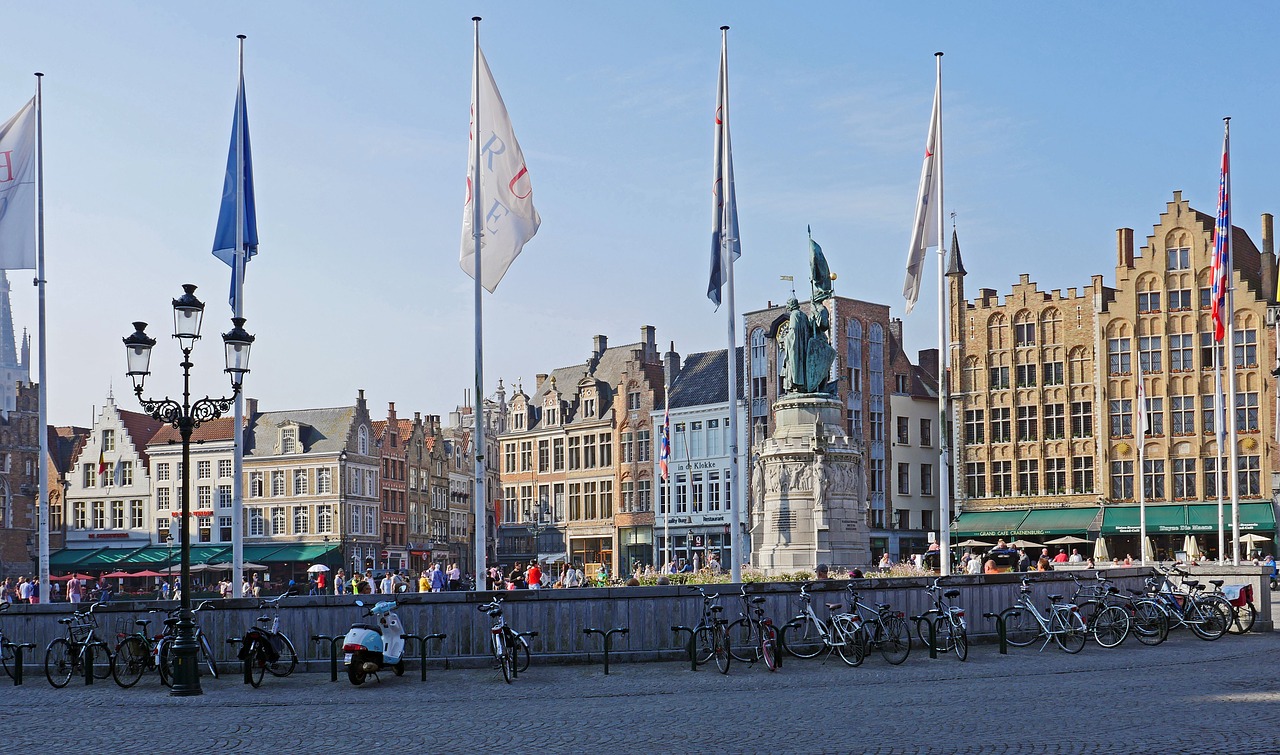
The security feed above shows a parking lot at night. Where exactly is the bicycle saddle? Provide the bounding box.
[824,603,842,612]
[256,615,271,623]
[1127,588,1144,596]
[876,603,891,611]
[1106,587,1120,595]
[710,606,724,613]
[750,596,767,605]
[1183,580,1200,589]
[1047,594,1064,601]
[163,618,180,627]
[135,619,151,628]
[58,617,73,625]
[1209,579,1224,587]
[944,589,961,599]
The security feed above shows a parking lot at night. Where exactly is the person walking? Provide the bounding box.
[430,563,446,593]
[447,563,461,591]
[67,576,82,604]
[333,569,346,595]
[379,571,395,595]
[526,561,543,590]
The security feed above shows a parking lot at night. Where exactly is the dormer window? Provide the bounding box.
[514,412,525,430]
[281,427,297,455]
[545,405,559,426]
[584,397,596,418]
[358,425,369,455]
[102,429,115,452]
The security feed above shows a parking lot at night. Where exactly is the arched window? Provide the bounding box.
[358,425,369,455]
[847,319,863,392]
[988,314,1007,350]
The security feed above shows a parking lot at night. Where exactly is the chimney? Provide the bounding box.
[917,349,939,382]
[888,317,903,345]
[414,412,421,422]
[536,373,548,391]
[1263,213,1274,256]
[244,397,258,418]
[663,341,681,391]
[1116,228,1134,269]
[593,334,608,358]
[640,325,656,357]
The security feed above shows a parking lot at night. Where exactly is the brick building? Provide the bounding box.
[372,403,411,570]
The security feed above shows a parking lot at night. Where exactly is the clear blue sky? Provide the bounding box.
[3,2,1276,426]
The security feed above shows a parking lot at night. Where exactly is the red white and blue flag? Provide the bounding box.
[659,404,671,481]
[1209,121,1231,343]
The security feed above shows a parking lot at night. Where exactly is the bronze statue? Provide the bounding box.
[780,230,837,394]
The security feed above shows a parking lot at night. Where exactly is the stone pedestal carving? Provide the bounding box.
[750,393,868,573]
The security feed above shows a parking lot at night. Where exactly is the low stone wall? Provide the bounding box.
[0,566,1266,671]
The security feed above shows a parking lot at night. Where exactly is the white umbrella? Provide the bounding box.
[1010,539,1045,549]
[1092,537,1110,562]
[1237,533,1271,544]
[307,564,331,573]
[1045,535,1091,545]
[1143,536,1156,562]
[1183,535,1202,561]
[955,539,995,548]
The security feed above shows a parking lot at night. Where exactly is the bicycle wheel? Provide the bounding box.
[248,642,267,688]
[712,625,731,675]
[1131,600,1168,646]
[111,637,147,688]
[725,618,758,663]
[0,639,13,679]
[1091,605,1129,648]
[158,640,176,688]
[515,635,531,673]
[778,616,824,659]
[946,618,968,662]
[1190,597,1230,640]
[1228,602,1257,634]
[266,634,297,676]
[832,616,865,667]
[915,610,942,650]
[45,638,75,688]
[492,634,511,684]
[1053,610,1087,654]
[199,632,219,678]
[998,607,1038,647]
[760,624,778,671]
[91,643,114,679]
[694,625,717,665]
[876,615,911,665]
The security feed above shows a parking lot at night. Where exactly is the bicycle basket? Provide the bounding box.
[69,619,96,644]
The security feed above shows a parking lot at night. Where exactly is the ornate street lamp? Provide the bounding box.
[123,284,253,697]
[525,492,550,562]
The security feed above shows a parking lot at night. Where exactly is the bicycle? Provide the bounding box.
[847,586,911,665]
[1080,573,1168,646]
[251,593,297,676]
[154,601,220,686]
[0,602,12,679]
[998,579,1088,653]
[111,610,175,688]
[1067,575,1131,648]
[478,597,534,683]
[914,579,968,661]
[1190,575,1257,634]
[1143,567,1231,641]
[725,585,779,671]
[45,602,115,688]
[686,586,732,674]
[777,582,865,666]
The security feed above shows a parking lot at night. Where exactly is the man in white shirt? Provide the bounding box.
[1068,549,1084,563]
[379,572,395,594]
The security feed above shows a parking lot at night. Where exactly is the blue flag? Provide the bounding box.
[212,73,258,311]
[707,32,740,307]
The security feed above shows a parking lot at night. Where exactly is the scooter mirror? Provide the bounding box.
[355,600,364,607]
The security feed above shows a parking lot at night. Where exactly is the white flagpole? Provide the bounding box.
[1220,118,1241,565]
[662,390,671,572]
[1136,350,1147,566]
[34,72,49,602]
[933,52,951,577]
[471,16,488,590]
[1215,344,1225,561]
[720,26,743,583]
[231,34,247,599]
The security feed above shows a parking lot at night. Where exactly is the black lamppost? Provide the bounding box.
[525,492,550,561]
[123,284,254,697]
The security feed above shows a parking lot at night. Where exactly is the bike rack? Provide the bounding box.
[3,641,34,686]
[583,626,628,675]
[402,633,449,682]
[670,626,697,671]
[310,634,347,682]
[82,641,109,686]
[983,612,1010,655]
[225,637,253,685]
[910,615,939,659]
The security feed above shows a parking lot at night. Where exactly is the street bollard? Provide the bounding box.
[5,642,34,686]
[983,612,1009,655]
[670,626,697,671]
[583,627,629,676]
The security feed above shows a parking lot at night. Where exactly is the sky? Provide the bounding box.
[2,2,1277,428]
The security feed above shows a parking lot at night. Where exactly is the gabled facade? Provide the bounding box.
[0,382,42,578]
[372,403,411,571]
[148,416,237,547]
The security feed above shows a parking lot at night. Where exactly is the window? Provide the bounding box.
[1109,399,1133,437]
[1166,247,1189,270]
[1111,460,1134,501]
[197,485,212,509]
[896,417,910,445]
[1234,329,1258,368]
[991,461,1012,496]
[1016,406,1038,441]
[920,509,934,531]
[271,506,286,535]
[600,480,613,519]
[197,516,212,543]
[281,428,297,454]
[1204,457,1226,498]
[1169,334,1193,371]
[1069,348,1089,384]
[1107,338,1131,375]
[317,468,332,494]
[271,471,285,497]
[520,440,533,471]
[218,484,232,508]
[1141,458,1166,500]
[1014,321,1036,346]
[691,472,704,512]
[583,397,596,418]
[584,481,598,519]
[504,487,518,523]
[1044,458,1066,493]
[73,501,86,529]
[620,481,634,512]
[504,442,516,474]
[964,410,984,444]
[920,464,933,496]
[293,506,309,534]
[358,425,369,455]
[102,463,115,488]
[895,374,909,393]
[1236,392,1259,432]
[1200,332,1225,369]
[1171,396,1195,435]
[1044,404,1065,439]
[1239,455,1262,497]
[1018,459,1039,495]
[638,480,652,511]
[512,411,525,431]
[1138,336,1162,373]
[219,459,232,479]
[250,471,264,497]
[1042,362,1064,386]
[989,366,1010,389]
[990,408,1011,443]
[156,463,170,481]
[1173,458,1196,499]
[544,405,559,426]
[102,429,115,452]
[599,433,612,467]
[568,437,581,470]
[111,501,124,529]
[1137,291,1161,313]
[1072,456,1094,494]
[157,487,170,510]
[869,459,884,494]
[627,391,641,411]
[219,516,233,542]
[248,508,264,536]
[897,463,910,495]
[919,419,932,447]
[706,419,722,456]
[1015,364,1036,388]
[1168,289,1191,311]
[290,469,307,496]
[1144,397,1164,436]
[964,462,985,497]
[538,439,551,472]
[553,438,565,470]
[751,327,770,408]
[1199,286,1213,309]
[675,474,687,513]
[637,430,651,462]
[192,461,209,480]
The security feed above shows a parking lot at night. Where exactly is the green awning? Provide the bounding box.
[1186,502,1276,533]
[50,547,106,568]
[1012,508,1101,536]
[122,546,178,566]
[254,544,340,564]
[74,546,146,567]
[1101,505,1187,535]
[952,510,1030,538]
[231,544,294,562]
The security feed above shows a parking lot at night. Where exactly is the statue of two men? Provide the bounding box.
[781,231,837,395]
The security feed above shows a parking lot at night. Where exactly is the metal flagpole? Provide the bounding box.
[1215,345,1225,561]
[662,388,671,572]
[471,16,488,590]
[1136,349,1147,565]
[1222,118,1240,565]
[34,72,49,602]
[933,52,951,577]
[720,26,742,583]
[231,34,247,598]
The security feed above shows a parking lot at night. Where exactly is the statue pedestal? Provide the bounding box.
[750,393,869,573]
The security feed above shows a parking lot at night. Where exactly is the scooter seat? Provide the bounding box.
[351,623,382,636]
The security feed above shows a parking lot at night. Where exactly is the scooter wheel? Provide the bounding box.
[393,660,405,676]
[346,657,366,686]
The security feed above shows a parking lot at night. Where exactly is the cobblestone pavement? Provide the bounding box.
[3,628,1278,754]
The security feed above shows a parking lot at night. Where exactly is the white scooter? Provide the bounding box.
[342,600,406,685]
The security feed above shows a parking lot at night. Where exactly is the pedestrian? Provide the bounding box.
[16,576,30,604]
[67,576,82,604]
[379,571,395,594]
[317,570,327,593]
[418,569,430,593]
[967,553,982,575]
[308,575,318,595]
[878,553,892,570]
[392,569,407,594]
[161,580,171,601]
[431,563,447,592]
[1017,549,1030,572]
[1068,549,1083,563]
[447,563,461,591]
[334,569,346,595]
[815,563,829,580]
[526,561,542,590]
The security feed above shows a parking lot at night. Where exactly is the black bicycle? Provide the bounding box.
[479,597,534,683]
[725,585,778,670]
[688,585,731,674]
[46,603,114,688]
[914,579,968,661]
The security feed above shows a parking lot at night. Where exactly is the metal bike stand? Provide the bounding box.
[402,633,449,681]
[909,614,938,659]
[670,626,697,671]
[226,637,253,684]
[583,627,629,676]
[310,635,347,682]
[982,612,1010,655]
[4,641,34,686]
[83,641,108,686]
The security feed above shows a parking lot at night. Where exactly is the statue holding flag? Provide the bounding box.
[781,230,837,394]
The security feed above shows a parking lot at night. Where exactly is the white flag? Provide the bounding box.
[0,98,36,271]
[902,66,941,314]
[1135,350,1146,438]
[460,46,540,293]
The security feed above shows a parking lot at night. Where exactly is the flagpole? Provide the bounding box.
[1222,118,1240,565]
[932,52,951,577]
[1215,345,1225,561]
[34,72,49,603]
[662,380,671,572]
[719,26,743,583]
[471,16,488,590]
[230,34,247,599]
[1136,350,1147,565]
